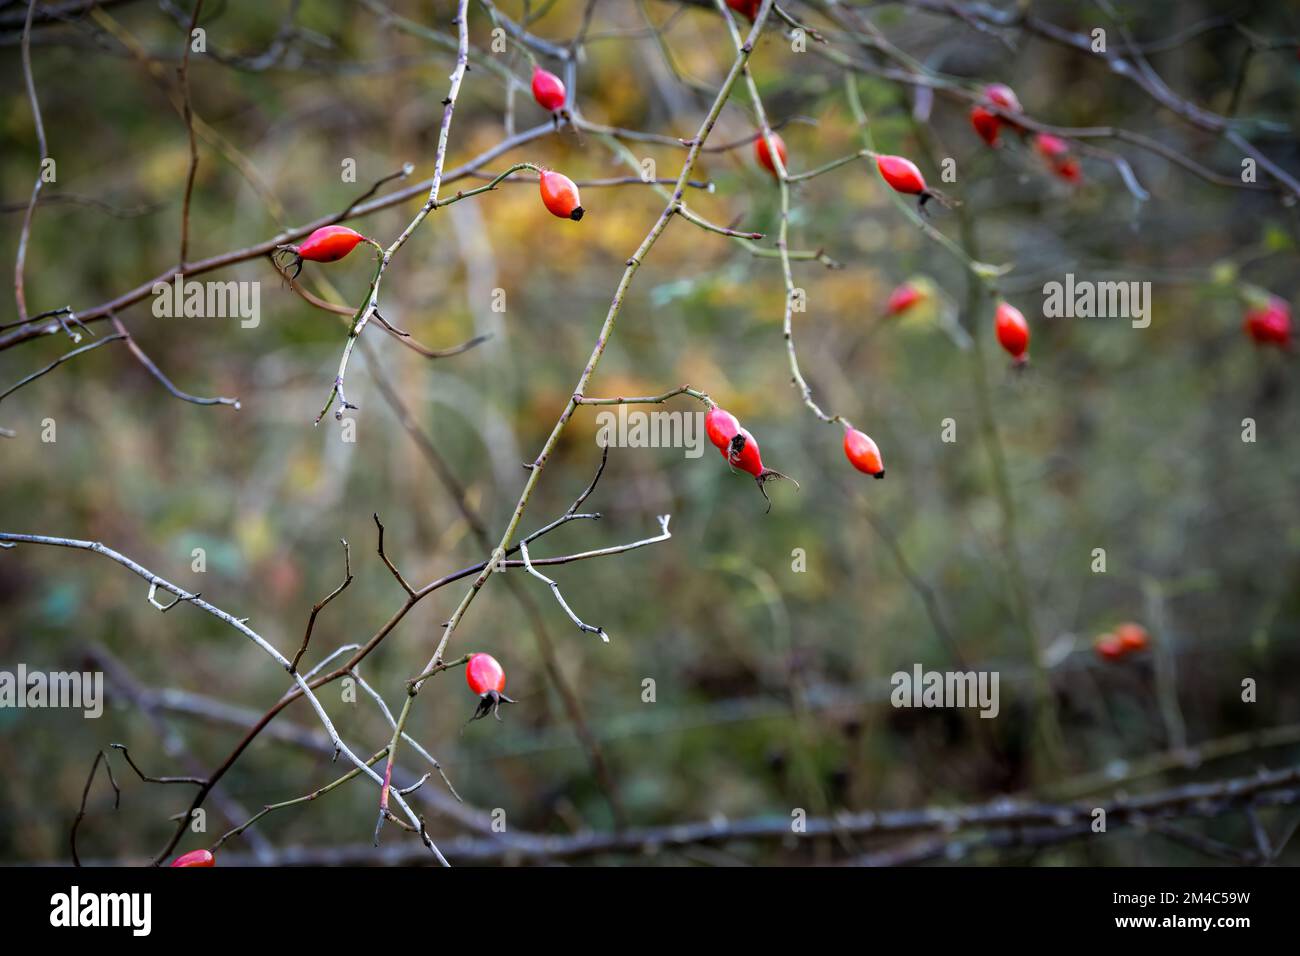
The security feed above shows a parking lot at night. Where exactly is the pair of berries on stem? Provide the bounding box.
[1094,622,1150,662]
[275,168,584,277]
[704,406,799,512]
[705,405,884,509]
[754,130,953,211]
[888,284,1030,368]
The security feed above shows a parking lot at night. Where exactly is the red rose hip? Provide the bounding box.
[843,428,885,478]
[1244,296,1292,349]
[277,225,369,279]
[994,301,1030,366]
[885,282,924,316]
[466,652,515,722]
[169,849,215,867]
[719,424,798,512]
[705,406,741,451]
[531,65,566,112]
[539,169,584,220]
[876,155,927,195]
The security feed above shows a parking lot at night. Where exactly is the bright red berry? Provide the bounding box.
[705,406,741,451]
[843,428,885,479]
[466,652,515,722]
[1244,296,1292,349]
[1115,622,1149,653]
[970,106,1001,146]
[531,65,566,112]
[755,132,788,178]
[278,225,368,279]
[298,225,365,263]
[725,0,762,19]
[539,169,584,221]
[1094,633,1125,662]
[467,652,506,696]
[876,155,927,195]
[885,282,924,316]
[169,849,215,867]
[994,301,1030,366]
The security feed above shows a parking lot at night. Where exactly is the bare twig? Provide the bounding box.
[290,539,353,672]
[71,750,120,867]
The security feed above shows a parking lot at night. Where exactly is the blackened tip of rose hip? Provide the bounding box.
[873,469,885,480]
[569,206,585,221]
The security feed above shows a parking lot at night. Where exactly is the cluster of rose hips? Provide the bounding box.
[273,65,584,276]
[968,83,1082,184]
[705,404,883,511]
[887,282,1031,367]
[1093,622,1150,662]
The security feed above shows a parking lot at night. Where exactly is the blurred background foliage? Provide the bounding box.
[1,0,1298,865]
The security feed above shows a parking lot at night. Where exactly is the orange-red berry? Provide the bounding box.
[539,170,584,220]
[1115,622,1150,653]
[843,428,885,478]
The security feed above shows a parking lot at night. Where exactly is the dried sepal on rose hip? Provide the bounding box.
[274,225,373,280]
[994,301,1030,367]
[539,169,584,221]
[466,652,516,722]
[531,65,566,113]
[169,849,215,867]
